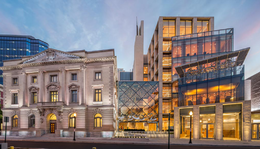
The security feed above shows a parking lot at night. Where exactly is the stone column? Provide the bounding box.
[193,105,200,139]
[61,68,65,102]
[22,71,27,107]
[176,17,180,36]
[243,100,251,141]
[80,65,86,105]
[158,16,163,131]
[192,18,197,34]
[215,103,223,140]
[174,107,180,139]
[39,71,43,102]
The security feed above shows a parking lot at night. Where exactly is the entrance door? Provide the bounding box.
[201,123,214,139]
[50,122,56,133]
[252,124,260,140]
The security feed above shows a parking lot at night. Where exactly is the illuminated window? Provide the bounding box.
[163,71,171,82]
[180,20,192,35]
[28,115,35,128]
[163,41,172,51]
[94,113,102,128]
[69,113,77,128]
[143,77,148,81]
[12,115,18,128]
[197,20,209,33]
[50,91,58,102]
[163,20,175,37]
[32,92,37,104]
[32,76,37,83]
[163,86,171,98]
[162,102,171,113]
[162,57,171,67]
[94,89,102,102]
[143,66,148,74]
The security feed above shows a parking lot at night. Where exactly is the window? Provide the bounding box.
[197,20,209,33]
[32,92,37,104]
[95,72,101,80]
[50,91,58,102]
[13,78,18,85]
[32,76,37,83]
[12,93,18,104]
[94,89,102,102]
[50,75,57,82]
[180,20,192,35]
[94,113,102,128]
[28,115,35,128]
[69,113,77,128]
[12,115,18,128]
[163,20,176,37]
[71,73,77,81]
[71,90,77,102]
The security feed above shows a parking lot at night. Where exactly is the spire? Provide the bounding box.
[136,17,138,36]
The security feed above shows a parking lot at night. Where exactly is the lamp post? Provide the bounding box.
[189,111,193,144]
[73,113,77,141]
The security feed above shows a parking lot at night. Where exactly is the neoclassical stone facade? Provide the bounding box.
[0,48,117,137]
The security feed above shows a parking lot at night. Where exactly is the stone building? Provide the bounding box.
[0,48,117,137]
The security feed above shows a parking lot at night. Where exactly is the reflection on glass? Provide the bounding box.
[223,113,240,140]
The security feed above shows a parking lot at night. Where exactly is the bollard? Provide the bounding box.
[10,146,14,149]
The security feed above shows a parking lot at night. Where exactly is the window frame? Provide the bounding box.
[12,77,18,85]
[32,76,37,84]
[12,115,18,128]
[94,89,102,102]
[50,91,58,102]
[71,90,78,103]
[28,114,35,128]
[12,93,18,104]
[32,92,38,104]
[94,113,102,128]
[95,72,102,80]
[71,73,77,81]
[50,75,58,83]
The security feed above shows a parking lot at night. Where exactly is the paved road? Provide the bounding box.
[2,141,260,149]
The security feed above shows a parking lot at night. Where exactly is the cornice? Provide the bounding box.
[0,56,116,71]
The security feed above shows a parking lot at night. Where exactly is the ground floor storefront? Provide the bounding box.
[174,100,251,141]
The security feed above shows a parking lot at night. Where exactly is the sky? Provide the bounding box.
[0,0,260,78]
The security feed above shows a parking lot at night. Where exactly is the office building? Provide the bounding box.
[0,35,49,84]
[117,68,133,81]
[0,48,117,137]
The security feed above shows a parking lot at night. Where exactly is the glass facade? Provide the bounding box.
[172,28,233,81]
[0,35,48,84]
[117,81,159,131]
[163,20,176,37]
[178,64,244,106]
[223,113,241,140]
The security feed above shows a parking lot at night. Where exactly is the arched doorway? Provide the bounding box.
[47,113,57,133]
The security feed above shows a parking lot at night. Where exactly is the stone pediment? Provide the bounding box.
[22,48,82,64]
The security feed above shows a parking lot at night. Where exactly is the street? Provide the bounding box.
[2,141,260,149]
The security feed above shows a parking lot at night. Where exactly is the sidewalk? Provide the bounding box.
[0,136,260,146]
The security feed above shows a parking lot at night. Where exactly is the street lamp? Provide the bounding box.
[189,111,193,144]
[73,113,77,141]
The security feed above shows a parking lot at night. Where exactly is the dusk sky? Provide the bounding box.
[0,0,260,78]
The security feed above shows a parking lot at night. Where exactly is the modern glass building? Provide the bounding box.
[173,48,250,140]
[0,35,48,84]
[117,81,159,131]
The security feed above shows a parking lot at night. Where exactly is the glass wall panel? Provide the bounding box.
[163,41,172,51]
[163,20,175,37]
[117,81,159,131]
[163,86,171,98]
[163,71,171,82]
[162,101,171,113]
[180,21,185,35]
[200,114,215,139]
[180,115,193,138]
[223,113,241,140]
[162,57,171,67]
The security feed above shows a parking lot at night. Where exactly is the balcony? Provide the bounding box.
[37,101,64,107]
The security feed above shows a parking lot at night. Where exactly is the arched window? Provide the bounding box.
[12,115,18,128]
[28,114,35,128]
[94,113,102,128]
[69,113,77,128]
